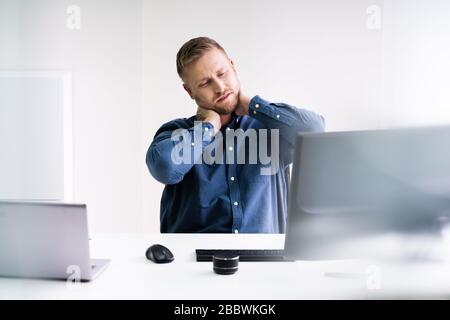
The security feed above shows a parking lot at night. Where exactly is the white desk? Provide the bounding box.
[1,234,450,299]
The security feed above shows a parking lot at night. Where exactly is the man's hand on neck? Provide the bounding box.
[196,107,222,134]
[196,91,252,134]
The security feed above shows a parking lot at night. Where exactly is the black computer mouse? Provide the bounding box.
[145,244,174,263]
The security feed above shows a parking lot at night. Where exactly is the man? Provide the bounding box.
[146,37,325,233]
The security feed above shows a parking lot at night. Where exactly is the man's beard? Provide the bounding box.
[213,93,239,115]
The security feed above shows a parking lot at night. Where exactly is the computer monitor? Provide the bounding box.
[284,125,450,260]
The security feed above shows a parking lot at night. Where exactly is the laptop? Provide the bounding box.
[0,201,110,281]
[197,125,450,261]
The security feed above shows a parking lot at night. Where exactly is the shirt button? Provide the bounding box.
[234,229,239,234]
[226,127,231,131]
[253,111,257,115]
[276,114,280,119]
[204,127,209,132]
[229,146,233,151]
[191,142,195,146]
[230,176,235,181]
[255,104,260,109]
[233,201,238,206]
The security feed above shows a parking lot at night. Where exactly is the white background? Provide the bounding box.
[1,0,450,233]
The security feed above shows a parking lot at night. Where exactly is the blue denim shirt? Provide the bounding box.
[146,95,325,233]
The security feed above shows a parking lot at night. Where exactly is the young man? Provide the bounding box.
[146,37,325,233]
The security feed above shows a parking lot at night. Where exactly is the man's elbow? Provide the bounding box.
[315,115,326,132]
[304,114,326,133]
[146,145,183,185]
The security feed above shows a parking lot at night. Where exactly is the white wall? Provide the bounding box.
[380,0,450,127]
[142,0,383,131]
[0,0,144,233]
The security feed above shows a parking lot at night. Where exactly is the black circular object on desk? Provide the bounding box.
[213,253,239,275]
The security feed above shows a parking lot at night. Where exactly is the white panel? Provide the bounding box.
[0,71,72,201]
[380,0,450,127]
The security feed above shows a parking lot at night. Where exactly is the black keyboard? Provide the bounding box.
[196,249,291,262]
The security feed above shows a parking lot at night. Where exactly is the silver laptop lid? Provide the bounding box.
[0,201,93,281]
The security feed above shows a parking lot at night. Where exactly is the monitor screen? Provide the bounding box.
[285,125,450,260]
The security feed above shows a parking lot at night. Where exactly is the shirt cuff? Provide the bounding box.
[248,95,294,126]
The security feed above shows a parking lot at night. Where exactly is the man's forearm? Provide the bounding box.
[146,122,215,185]
[247,95,325,145]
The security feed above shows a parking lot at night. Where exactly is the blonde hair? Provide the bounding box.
[176,37,228,79]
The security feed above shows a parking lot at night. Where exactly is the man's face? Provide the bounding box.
[182,48,240,115]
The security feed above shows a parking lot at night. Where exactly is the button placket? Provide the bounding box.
[228,162,243,232]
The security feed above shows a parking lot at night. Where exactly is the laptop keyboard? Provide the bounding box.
[196,249,291,262]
